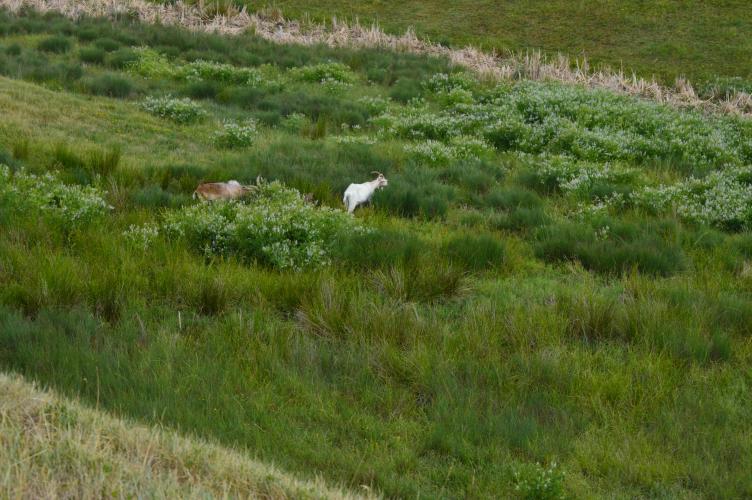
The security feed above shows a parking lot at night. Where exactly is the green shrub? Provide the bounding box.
[442,233,505,271]
[86,146,121,177]
[289,62,355,84]
[181,59,264,85]
[334,229,426,269]
[512,462,565,500]
[5,43,21,56]
[182,79,221,99]
[0,165,111,230]
[486,187,543,210]
[93,37,120,52]
[213,119,258,149]
[492,207,549,232]
[107,48,138,69]
[130,186,180,208]
[11,137,30,160]
[141,96,205,123]
[38,35,71,53]
[76,27,100,42]
[389,78,423,103]
[373,172,455,219]
[83,73,134,98]
[534,220,684,276]
[163,181,365,270]
[78,46,105,64]
[128,47,176,78]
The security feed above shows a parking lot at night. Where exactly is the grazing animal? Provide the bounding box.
[193,180,255,201]
[343,171,388,214]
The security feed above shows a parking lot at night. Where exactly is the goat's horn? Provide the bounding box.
[371,171,382,176]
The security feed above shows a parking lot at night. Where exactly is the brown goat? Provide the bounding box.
[193,180,255,201]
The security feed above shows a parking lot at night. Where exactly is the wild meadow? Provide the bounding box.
[0,7,751,498]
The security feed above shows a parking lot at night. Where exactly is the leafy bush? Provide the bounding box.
[38,35,71,53]
[0,165,111,229]
[163,181,365,270]
[141,96,205,123]
[213,119,258,149]
[128,47,175,79]
[78,46,105,64]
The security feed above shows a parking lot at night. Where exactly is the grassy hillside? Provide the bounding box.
[0,372,364,499]
[251,0,752,85]
[1,7,752,498]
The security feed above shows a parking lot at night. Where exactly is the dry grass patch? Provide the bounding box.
[0,372,372,499]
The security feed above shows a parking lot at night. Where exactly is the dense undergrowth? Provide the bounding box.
[1,7,751,498]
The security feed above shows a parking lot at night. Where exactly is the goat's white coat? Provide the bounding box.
[343,173,388,213]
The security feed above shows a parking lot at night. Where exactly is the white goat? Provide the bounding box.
[343,172,388,214]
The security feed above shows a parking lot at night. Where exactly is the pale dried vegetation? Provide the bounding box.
[2,0,751,116]
[0,372,371,499]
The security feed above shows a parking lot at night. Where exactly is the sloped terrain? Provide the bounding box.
[0,6,751,498]
[0,372,365,499]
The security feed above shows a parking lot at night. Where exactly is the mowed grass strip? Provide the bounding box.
[245,0,752,84]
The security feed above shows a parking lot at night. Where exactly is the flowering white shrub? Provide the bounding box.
[358,95,391,114]
[536,155,637,195]
[405,136,492,165]
[181,60,263,85]
[213,119,258,149]
[0,165,111,229]
[373,80,752,169]
[141,96,206,124]
[320,77,351,93]
[280,112,308,132]
[635,168,752,229]
[372,105,464,141]
[404,140,454,165]
[162,181,366,270]
[512,461,565,500]
[331,135,377,145]
[423,72,477,93]
[289,62,356,85]
[123,223,159,250]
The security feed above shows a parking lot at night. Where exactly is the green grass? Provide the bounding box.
[1,8,752,498]
[249,0,752,84]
